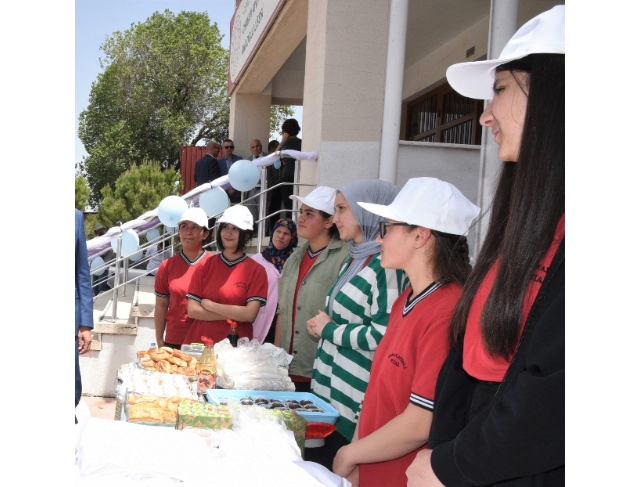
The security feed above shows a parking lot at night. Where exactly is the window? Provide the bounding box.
[406,82,483,145]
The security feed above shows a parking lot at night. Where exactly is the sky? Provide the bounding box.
[75,0,301,166]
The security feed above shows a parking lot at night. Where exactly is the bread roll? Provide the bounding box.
[149,350,170,362]
[167,355,187,367]
[157,360,171,373]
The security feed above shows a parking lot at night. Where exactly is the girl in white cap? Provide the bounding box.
[332,177,479,487]
[153,207,212,348]
[184,205,268,344]
[407,6,565,486]
[306,179,407,468]
[274,186,349,392]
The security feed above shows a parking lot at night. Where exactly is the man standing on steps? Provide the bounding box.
[246,139,267,234]
[75,209,94,421]
[194,141,222,187]
[218,139,243,204]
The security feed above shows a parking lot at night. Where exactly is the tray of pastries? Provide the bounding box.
[125,391,200,426]
[137,346,198,378]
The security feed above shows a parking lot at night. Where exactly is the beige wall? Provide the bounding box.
[301,0,391,192]
[228,93,272,159]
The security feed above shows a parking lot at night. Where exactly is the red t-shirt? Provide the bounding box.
[358,282,461,487]
[154,251,211,345]
[463,215,565,381]
[185,253,268,345]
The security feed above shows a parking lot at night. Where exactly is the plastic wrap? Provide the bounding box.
[214,339,294,391]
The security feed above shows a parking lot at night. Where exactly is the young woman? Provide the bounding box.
[406,6,565,486]
[250,217,298,343]
[332,178,480,487]
[185,205,268,344]
[306,179,407,466]
[274,186,349,392]
[154,207,212,348]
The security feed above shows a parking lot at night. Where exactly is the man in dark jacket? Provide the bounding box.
[194,141,222,187]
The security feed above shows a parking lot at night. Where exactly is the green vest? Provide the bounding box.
[278,236,349,378]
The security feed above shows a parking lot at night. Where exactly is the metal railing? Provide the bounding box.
[91,160,312,322]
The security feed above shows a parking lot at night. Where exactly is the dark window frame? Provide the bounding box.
[405,81,483,145]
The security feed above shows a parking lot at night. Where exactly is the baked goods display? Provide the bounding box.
[126,393,199,425]
[123,368,198,399]
[137,346,197,377]
[211,395,324,412]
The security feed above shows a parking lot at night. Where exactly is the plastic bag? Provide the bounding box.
[215,340,294,390]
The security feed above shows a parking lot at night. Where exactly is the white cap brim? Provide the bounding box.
[357,201,405,224]
[446,57,512,100]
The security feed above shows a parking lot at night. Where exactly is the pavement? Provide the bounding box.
[82,396,117,420]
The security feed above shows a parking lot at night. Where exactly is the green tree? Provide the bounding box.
[271,105,295,138]
[75,176,90,211]
[98,161,182,229]
[78,10,228,205]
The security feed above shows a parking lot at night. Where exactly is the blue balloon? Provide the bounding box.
[111,229,140,257]
[90,256,106,275]
[146,228,160,243]
[199,187,229,217]
[228,159,260,192]
[274,159,281,169]
[158,195,188,228]
[128,248,144,262]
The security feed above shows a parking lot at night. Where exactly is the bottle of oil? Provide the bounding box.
[227,320,238,347]
[196,336,216,393]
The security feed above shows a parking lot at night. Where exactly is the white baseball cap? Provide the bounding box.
[446,5,565,100]
[290,186,337,215]
[357,177,480,236]
[178,207,209,229]
[217,204,253,230]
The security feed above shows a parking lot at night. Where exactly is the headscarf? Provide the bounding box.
[261,218,298,272]
[327,179,399,314]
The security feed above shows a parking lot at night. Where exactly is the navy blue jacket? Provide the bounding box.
[75,209,94,335]
[194,154,221,186]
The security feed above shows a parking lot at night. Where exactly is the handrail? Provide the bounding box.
[91,176,313,312]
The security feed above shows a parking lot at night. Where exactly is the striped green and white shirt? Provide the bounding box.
[310,254,407,441]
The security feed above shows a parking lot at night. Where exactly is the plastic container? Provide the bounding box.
[181,343,204,359]
[205,389,340,424]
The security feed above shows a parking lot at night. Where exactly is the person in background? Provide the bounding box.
[332,178,480,487]
[218,138,243,204]
[194,141,222,187]
[185,205,268,344]
[246,139,267,234]
[406,6,565,486]
[306,179,406,469]
[275,186,349,392]
[154,208,212,349]
[146,237,169,276]
[268,140,279,154]
[75,209,94,418]
[250,218,298,344]
[92,224,112,295]
[266,138,284,232]
[277,118,302,219]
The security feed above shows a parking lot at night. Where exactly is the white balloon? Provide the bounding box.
[228,159,260,192]
[90,256,106,275]
[199,187,229,217]
[158,195,188,228]
[111,229,140,257]
[128,249,144,262]
[146,228,160,242]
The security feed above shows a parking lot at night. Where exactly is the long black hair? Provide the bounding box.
[449,53,565,359]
